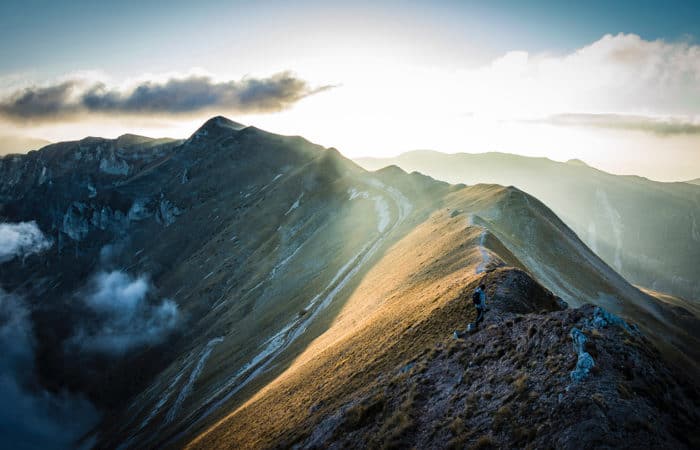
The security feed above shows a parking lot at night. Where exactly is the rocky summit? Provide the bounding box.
[0,117,698,449]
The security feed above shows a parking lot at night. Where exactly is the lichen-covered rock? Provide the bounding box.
[570,327,595,382]
[592,306,638,334]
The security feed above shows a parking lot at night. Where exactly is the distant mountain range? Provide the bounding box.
[356,151,700,302]
[687,178,700,186]
[0,135,51,155]
[1,119,698,449]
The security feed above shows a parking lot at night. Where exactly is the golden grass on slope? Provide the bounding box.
[637,286,700,318]
[187,205,492,449]
[185,183,700,448]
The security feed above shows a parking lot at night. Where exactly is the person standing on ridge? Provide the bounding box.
[471,284,487,329]
[454,283,487,338]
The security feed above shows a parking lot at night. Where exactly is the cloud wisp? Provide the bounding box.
[71,270,179,355]
[0,72,333,122]
[0,221,52,263]
[530,113,700,136]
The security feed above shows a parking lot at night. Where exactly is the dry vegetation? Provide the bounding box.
[185,189,700,450]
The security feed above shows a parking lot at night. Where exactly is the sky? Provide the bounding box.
[1,0,699,181]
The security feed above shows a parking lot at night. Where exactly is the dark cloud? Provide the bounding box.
[536,113,700,136]
[0,72,333,122]
[0,222,97,450]
[0,81,82,120]
[0,289,100,450]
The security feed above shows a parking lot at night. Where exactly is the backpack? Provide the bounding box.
[472,290,481,306]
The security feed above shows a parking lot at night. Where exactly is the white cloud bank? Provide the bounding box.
[450,33,700,120]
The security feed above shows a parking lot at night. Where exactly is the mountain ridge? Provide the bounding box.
[355,150,700,302]
[186,185,700,449]
[1,117,698,449]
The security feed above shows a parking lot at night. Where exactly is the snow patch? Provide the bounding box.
[137,355,192,432]
[373,195,391,232]
[165,337,224,425]
[271,241,306,278]
[348,188,369,200]
[38,166,48,185]
[285,193,304,216]
[259,173,284,192]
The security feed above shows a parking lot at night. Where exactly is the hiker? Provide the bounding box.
[472,284,487,328]
[454,283,488,338]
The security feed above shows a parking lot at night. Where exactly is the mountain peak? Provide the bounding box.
[566,158,589,167]
[194,116,246,136]
[115,133,154,146]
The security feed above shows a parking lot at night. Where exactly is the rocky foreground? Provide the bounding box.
[189,268,700,450]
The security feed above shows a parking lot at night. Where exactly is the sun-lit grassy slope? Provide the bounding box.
[187,184,700,449]
[186,188,522,449]
[639,287,700,318]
